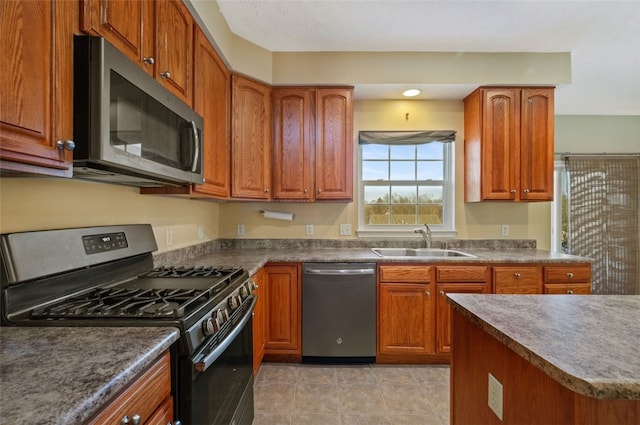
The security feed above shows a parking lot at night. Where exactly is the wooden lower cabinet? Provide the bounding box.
[436,283,489,354]
[543,265,592,294]
[263,263,301,361]
[252,267,266,374]
[377,265,443,363]
[87,351,173,425]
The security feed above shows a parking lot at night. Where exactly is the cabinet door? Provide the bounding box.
[272,88,314,200]
[481,88,520,200]
[80,0,155,74]
[231,75,272,199]
[155,0,193,105]
[1,0,74,177]
[264,264,300,354]
[436,283,488,354]
[520,88,554,201]
[192,27,231,198]
[252,268,266,375]
[315,88,353,200]
[146,396,174,425]
[378,283,434,355]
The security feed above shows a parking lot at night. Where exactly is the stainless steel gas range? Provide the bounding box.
[0,224,255,425]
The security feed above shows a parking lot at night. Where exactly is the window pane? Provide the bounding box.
[364,186,389,204]
[390,161,415,180]
[417,143,444,159]
[391,205,417,224]
[362,160,388,180]
[364,204,390,224]
[418,186,443,203]
[390,145,415,159]
[391,185,416,203]
[362,144,388,160]
[417,161,443,180]
[418,205,443,224]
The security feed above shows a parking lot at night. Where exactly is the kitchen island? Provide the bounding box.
[447,294,640,424]
[0,326,179,425]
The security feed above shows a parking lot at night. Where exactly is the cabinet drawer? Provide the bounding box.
[436,266,488,283]
[543,283,591,295]
[494,280,539,294]
[379,265,431,282]
[543,266,591,283]
[493,267,540,284]
[87,351,172,425]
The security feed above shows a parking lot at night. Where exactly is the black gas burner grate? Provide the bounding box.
[140,266,243,279]
[31,287,211,319]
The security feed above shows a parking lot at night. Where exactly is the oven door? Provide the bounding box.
[179,297,255,425]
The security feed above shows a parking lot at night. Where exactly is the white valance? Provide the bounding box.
[358,130,456,145]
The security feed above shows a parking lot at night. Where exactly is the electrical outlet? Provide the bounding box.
[237,224,245,236]
[165,228,173,246]
[198,226,205,240]
[306,224,314,236]
[488,373,503,420]
[501,225,509,236]
[339,224,352,235]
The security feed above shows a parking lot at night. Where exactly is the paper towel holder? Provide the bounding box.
[259,209,294,221]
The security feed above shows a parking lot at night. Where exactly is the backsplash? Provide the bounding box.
[154,238,536,266]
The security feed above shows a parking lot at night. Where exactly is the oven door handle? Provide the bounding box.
[193,296,256,373]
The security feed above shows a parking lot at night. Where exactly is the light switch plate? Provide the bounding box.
[306,224,314,236]
[237,224,245,236]
[339,224,352,235]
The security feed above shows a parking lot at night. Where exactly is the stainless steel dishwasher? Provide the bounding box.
[302,263,376,363]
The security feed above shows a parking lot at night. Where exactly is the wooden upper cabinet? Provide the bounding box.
[192,26,230,198]
[464,86,554,202]
[231,74,272,199]
[81,0,192,105]
[1,0,76,177]
[272,88,314,200]
[80,0,155,73]
[315,88,353,201]
[155,0,193,105]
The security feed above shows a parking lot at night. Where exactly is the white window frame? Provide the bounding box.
[357,142,456,238]
[551,160,566,253]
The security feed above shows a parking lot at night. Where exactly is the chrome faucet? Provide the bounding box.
[414,224,432,248]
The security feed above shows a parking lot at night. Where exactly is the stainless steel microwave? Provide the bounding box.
[73,36,204,187]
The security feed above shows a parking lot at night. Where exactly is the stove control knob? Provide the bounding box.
[248,279,258,291]
[201,317,217,336]
[215,309,228,328]
[227,295,242,311]
[239,285,250,299]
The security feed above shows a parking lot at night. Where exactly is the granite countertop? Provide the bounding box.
[447,294,640,400]
[155,246,592,277]
[0,326,179,425]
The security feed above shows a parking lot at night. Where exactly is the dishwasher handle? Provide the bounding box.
[304,267,375,276]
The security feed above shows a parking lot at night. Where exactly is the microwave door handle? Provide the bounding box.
[189,120,200,173]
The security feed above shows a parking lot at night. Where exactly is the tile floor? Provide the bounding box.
[253,362,450,425]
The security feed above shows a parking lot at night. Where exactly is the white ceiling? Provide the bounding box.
[216,0,640,116]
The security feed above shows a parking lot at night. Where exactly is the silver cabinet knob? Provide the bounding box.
[121,416,130,425]
[143,56,155,64]
[317,189,322,193]
[566,272,574,279]
[510,189,516,194]
[160,71,171,79]
[264,188,270,193]
[514,272,521,279]
[303,189,308,193]
[425,291,430,297]
[567,290,574,294]
[56,140,75,151]
[523,189,530,193]
[439,290,445,296]
[132,414,141,425]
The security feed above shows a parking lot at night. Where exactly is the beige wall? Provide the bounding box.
[0,178,220,253]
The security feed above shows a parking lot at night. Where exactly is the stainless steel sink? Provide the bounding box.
[371,248,477,258]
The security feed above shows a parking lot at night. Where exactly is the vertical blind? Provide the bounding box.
[565,155,639,294]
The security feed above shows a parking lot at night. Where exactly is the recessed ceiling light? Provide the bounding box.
[402,89,421,97]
